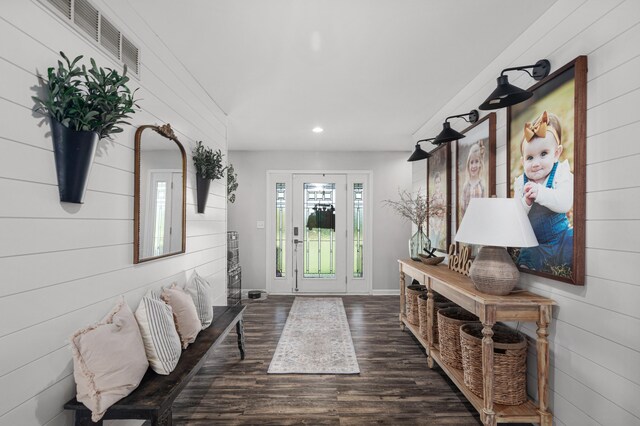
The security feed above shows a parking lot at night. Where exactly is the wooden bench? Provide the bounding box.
[65,305,246,425]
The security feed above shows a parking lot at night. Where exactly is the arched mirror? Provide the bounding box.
[134,124,186,263]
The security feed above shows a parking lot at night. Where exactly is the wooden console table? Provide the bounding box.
[398,259,555,426]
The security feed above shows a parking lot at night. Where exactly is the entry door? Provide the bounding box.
[292,174,347,293]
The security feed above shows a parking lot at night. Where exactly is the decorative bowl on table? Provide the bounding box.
[417,254,445,265]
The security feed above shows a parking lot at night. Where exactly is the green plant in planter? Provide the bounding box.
[227,163,238,203]
[32,51,139,203]
[192,141,225,180]
[192,141,226,213]
[32,52,139,139]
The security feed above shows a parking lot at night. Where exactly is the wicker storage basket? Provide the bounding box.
[433,301,458,344]
[417,294,457,343]
[437,307,479,369]
[460,323,527,406]
[405,284,425,325]
[417,294,429,338]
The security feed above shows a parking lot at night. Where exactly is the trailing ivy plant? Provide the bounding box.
[227,163,238,203]
[32,51,139,139]
[192,141,226,180]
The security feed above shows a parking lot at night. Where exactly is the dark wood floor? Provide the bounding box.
[173,295,481,425]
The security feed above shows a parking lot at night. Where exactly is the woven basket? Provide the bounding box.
[405,284,425,325]
[460,323,527,405]
[437,307,479,369]
[433,301,457,344]
[417,294,429,338]
[417,293,456,342]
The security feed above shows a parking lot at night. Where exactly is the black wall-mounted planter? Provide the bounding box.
[51,118,99,204]
[196,174,211,213]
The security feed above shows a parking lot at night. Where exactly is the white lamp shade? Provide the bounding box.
[455,198,538,247]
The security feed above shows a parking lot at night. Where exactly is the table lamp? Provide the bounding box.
[455,198,538,295]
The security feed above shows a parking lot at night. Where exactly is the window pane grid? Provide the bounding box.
[353,183,364,277]
[303,183,336,278]
[275,183,286,277]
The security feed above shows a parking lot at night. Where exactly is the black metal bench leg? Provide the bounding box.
[236,317,246,360]
[75,411,102,425]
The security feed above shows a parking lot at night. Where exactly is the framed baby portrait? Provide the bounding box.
[427,144,450,253]
[455,113,496,257]
[506,55,587,285]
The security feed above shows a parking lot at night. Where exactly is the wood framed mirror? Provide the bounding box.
[134,124,186,263]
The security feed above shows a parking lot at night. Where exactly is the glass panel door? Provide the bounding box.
[292,174,346,293]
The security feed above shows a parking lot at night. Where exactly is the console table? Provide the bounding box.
[398,259,555,426]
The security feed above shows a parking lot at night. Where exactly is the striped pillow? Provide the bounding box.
[134,290,182,375]
[186,272,213,329]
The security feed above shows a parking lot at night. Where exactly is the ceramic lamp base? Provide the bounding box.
[469,246,519,296]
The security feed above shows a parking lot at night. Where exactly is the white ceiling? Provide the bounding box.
[127,0,555,151]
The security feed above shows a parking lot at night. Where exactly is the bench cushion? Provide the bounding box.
[70,297,148,422]
[135,292,182,375]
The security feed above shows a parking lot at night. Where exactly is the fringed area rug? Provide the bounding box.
[268,297,360,374]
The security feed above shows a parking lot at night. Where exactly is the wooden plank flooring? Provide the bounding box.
[173,295,481,425]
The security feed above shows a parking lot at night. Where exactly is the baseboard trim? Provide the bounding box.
[372,289,400,296]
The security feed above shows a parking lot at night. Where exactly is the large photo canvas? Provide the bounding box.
[455,113,496,258]
[507,56,586,285]
[427,144,450,252]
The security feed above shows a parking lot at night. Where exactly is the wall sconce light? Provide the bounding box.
[407,138,436,162]
[433,110,479,145]
[479,59,551,110]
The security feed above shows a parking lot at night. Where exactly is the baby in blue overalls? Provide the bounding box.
[513,111,573,274]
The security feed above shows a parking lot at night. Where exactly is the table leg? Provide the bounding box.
[481,306,496,426]
[537,305,552,426]
[236,318,246,360]
[399,269,406,331]
[426,281,434,369]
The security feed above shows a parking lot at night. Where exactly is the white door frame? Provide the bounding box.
[266,170,373,295]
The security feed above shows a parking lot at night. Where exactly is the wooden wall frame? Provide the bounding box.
[455,112,497,230]
[506,56,587,285]
[427,143,451,253]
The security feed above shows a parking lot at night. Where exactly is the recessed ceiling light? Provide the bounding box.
[312,127,323,133]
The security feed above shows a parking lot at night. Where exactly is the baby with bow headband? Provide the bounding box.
[513,110,574,274]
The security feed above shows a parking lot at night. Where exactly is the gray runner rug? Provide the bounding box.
[268,297,360,374]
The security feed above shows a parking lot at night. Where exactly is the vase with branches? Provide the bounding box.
[383,189,446,260]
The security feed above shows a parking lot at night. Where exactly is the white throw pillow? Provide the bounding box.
[70,297,149,422]
[185,271,213,329]
[135,290,182,375]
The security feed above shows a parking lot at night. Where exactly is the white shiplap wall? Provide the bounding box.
[0,1,227,425]
[414,1,640,425]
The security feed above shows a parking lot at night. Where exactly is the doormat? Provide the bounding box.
[268,297,360,374]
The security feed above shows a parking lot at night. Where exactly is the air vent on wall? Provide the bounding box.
[100,16,120,59]
[122,35,140,75]
[74,0,99,41]
[40,0,141,77]
[47,0,71,19]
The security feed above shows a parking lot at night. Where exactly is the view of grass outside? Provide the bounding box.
[304,227,335,277]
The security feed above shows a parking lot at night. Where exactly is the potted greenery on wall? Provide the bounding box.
[33,52,139,203]
[227,163,238,203]
[192,141,225,213]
